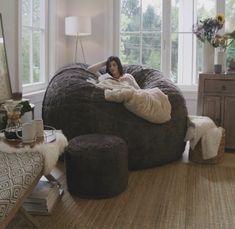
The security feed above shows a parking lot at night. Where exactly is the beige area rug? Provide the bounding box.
[7,162,235,229]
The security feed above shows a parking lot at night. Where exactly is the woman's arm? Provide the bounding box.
[121,74,140,89]
[87,60,106,78]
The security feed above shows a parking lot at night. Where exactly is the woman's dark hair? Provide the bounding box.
[106,56,124,76]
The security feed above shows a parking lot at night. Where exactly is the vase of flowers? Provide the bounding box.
[193,14,225,73]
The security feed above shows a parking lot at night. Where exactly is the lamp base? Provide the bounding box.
[74,36,86,64]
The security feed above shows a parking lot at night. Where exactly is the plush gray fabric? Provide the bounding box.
[42,63,188,170]
[65,134,128,198]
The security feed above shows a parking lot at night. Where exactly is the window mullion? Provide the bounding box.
[40,0,44,82]
[30,0,33,84]
[113,0,120,56]
[161,0,171,78]
[21,0,49,93]
[177,0,194,85]
[140,0,143,65]
[40,31,44,82]
[192,0,197,85]
[215,0,225,72]
[29,30,33,84]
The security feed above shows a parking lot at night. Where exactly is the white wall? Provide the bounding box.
[50,0,68,75]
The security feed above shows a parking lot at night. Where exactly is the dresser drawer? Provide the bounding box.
[204,79,235,93]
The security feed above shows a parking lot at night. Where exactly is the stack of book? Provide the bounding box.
[23,180,63,215]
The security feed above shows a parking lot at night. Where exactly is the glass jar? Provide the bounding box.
[4,102,22,140]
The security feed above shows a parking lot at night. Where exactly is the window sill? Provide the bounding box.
[177,84,198,92]
[23,90,46,104]
[23,82,48,94]
[176,85,198,101]
[23,89,46,97]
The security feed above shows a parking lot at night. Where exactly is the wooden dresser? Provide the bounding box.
[197,73,235,149]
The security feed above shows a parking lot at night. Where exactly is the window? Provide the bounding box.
[19,0,48,93]
[225,0,235,67]
[120,0,162,69]
[172,0,216,85]
[118,0,235,87]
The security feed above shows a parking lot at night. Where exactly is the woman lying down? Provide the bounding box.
[87,56,172,124]
[87,56,140,90]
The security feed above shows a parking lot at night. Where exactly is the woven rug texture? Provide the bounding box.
[7,162,235,229]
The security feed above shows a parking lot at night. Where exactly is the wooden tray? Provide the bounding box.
[0,126,57,148]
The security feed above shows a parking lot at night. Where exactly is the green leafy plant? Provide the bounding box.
[18,100,33,117]
[211,31,235,50]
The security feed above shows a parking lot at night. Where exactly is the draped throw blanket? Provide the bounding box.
[185,115,223,160]
[96,79,172,124]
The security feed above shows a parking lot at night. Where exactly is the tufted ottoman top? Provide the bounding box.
[67,134,127,156]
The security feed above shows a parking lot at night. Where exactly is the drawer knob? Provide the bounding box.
[221,85,226,90]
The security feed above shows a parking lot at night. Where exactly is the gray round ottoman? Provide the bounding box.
[64,134,128,198]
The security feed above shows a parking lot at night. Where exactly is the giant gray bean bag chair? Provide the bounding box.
[42,63,188,170]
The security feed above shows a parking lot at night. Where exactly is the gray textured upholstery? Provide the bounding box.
[42,63,188,170]
[0,151,43,223]
[65,134,128,198]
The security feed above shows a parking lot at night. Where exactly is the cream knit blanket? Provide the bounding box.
[94,79,171,124]
[185,116,223,160]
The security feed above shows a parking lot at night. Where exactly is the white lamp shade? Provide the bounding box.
[65,16,91,36]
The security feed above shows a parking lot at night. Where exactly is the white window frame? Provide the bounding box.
[19,0,49,94]
[114,0,226,90]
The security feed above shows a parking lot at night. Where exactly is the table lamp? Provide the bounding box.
[65,16,91,63]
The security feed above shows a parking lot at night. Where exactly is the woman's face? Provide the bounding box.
[109,60,120,78]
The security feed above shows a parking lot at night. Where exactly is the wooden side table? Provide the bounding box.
[197,73,235,149]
